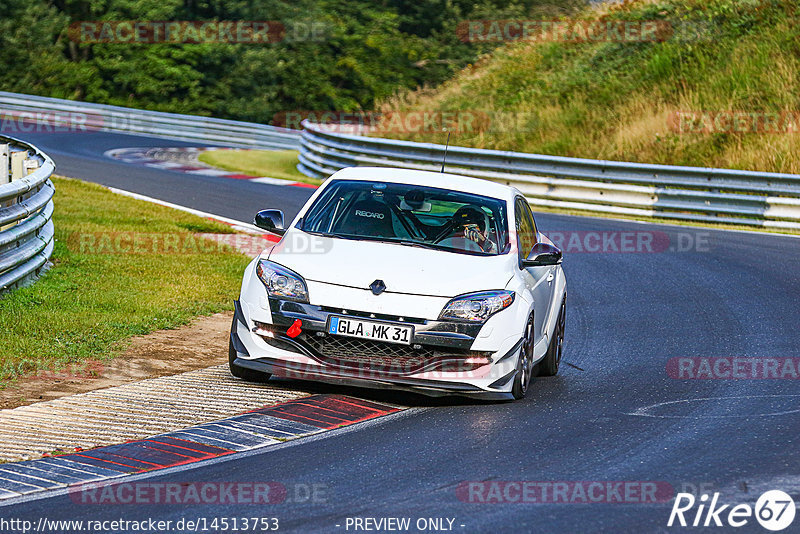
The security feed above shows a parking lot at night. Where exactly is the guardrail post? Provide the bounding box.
[0,144,8,185]
[4,151,27,231]
[24,158,40,175]
[10,150,26,181]
[0,146,12,231]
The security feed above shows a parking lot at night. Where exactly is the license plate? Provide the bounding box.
[327,316,414,345]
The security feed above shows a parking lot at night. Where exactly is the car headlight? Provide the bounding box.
[439,290,515,323]
[256,260,309,302]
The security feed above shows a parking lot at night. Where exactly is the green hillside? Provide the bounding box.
[379,0,800,174]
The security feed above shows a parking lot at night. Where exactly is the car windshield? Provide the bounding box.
[299,180,509,256]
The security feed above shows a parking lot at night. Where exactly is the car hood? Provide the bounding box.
[266,229,512,298]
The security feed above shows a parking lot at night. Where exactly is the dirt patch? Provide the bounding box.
[0,312,233,410]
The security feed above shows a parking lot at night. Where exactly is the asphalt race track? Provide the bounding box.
[8,130,313,222]
[3,129,800,532]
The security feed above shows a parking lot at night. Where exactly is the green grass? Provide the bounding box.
[380,0,800,174]
[0,176,250,387]
[198,149,321,185]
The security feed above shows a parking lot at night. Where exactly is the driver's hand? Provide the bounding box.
[464,224,497,253]
[463,224,483,245]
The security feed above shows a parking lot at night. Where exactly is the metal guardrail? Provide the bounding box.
[0,92,301,151]
[0,135,55,294]
[298,121,800,230]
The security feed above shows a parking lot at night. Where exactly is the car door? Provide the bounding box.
[526,202,558,339]
[515,197,554,345]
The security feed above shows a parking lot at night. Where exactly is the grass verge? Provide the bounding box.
[0,176,250,388]
[198,149,321,185]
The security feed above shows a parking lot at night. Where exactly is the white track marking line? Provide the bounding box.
[106,187,266,235]
[626,394,800,418]
[250,176,293,185]
[185,168,235,176]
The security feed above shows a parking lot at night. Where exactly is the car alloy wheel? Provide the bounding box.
[512,314,536,399]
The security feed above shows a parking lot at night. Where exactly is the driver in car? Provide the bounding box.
[453,205,497,253]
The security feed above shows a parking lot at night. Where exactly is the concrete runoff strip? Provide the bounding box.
[0,364,308,462]
[0,394,401,502]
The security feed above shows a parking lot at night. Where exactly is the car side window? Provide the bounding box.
[515,198,536,260]
[525,203,538,240]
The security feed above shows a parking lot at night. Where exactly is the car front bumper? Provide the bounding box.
[231,298,524,400]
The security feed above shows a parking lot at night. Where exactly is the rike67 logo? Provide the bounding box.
[668,490,796,531]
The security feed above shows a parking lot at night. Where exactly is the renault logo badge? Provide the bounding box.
[370,280,386,295]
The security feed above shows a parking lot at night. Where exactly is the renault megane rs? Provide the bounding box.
[229,167,566,400]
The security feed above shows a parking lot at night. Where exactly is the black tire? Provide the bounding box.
[536,296,566,377]
[228,318,272,383]
[511,314,536,400]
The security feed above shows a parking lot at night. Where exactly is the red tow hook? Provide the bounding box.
[286,319,303,338]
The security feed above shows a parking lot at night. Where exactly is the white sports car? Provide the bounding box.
[229,167,566,400]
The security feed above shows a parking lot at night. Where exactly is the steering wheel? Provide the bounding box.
[433,205,491,246]
[432,219,457,244]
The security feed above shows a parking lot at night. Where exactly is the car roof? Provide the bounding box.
[327,166,519,202]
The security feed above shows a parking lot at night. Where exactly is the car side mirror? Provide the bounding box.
[254,209,286,235]
[522,242,562,267]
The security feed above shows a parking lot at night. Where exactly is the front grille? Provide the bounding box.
[305,335,430,365]
[302,334,488,375]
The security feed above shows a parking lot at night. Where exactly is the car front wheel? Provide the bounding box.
[511,314,536,400]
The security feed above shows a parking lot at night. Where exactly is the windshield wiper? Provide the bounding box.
[394,240,439,250]
[322,232,362,240]
[300,229,360,240]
